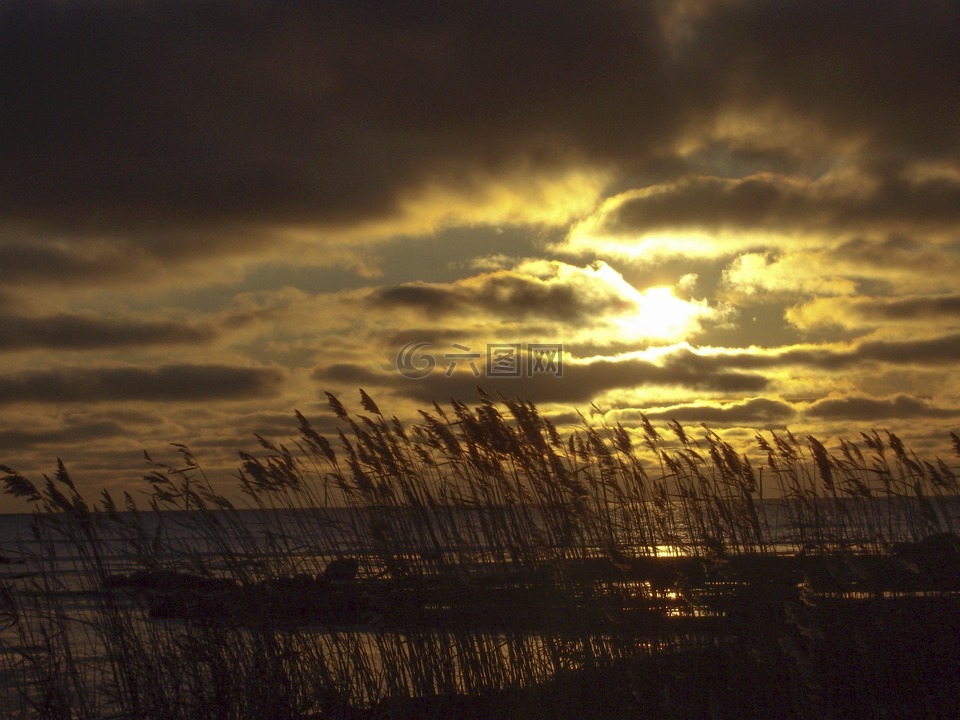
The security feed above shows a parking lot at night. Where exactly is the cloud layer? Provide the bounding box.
[2,0,958,508]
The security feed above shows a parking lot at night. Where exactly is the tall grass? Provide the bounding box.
[0,391,958,719]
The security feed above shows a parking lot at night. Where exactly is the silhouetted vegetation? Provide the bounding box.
[1,391,959,718]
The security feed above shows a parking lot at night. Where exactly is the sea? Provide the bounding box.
[0,499,957,716]
[1,496,958,592]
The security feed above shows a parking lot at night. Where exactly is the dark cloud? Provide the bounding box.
[644,397,796,425]
[0,365,283,404]
[598,173,960,237]
[0,237,147,286]
[314,364,378,386]
[667,334,960,373]
[0,0,673,236]
[852,295,960,321]
[369,271,634,323]
[825,236,960,274]
[856,335,960,366]
[807,394,957,421]
[790,292,960,332]
[314,353,768,406]
[383,328,475,348]
[0,420,126,451]
[0,313,214,351]
[1,0,956,286]
[686,0,960,157]
[371,285,466,318]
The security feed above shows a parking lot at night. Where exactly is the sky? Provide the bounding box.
[1,0,959,511]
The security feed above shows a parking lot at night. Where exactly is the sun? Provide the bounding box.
[577,263,714,345]
[630,285,706,341]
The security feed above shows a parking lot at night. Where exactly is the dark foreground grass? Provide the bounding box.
[1,391,959,719]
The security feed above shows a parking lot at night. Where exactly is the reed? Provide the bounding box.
[1,392,958,719]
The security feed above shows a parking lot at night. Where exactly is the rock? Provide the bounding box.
[891,532,960,588]
[320,557,359,583]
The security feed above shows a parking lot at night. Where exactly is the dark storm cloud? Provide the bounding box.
[1,313,214,351]
[0,0,674,239]
[369,272,633,322]
[590,0,960,243]
[4,0,953,259]
[808,395,957,421]
[685,0,960,157]
[0,0,955,350]
[0,365,283,404]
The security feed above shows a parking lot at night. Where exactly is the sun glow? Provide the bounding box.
[625,285,708,341]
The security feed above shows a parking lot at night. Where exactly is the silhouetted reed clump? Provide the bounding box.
[1,391,958,719]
